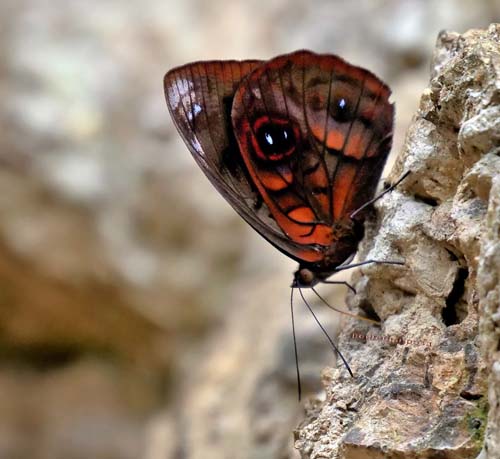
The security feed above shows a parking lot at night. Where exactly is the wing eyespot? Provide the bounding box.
[251,116,300,162]
[330,94,355,123]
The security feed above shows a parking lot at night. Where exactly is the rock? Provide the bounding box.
[295,24,500,459]
[479,141,500,455]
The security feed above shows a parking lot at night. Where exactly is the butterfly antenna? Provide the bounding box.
[290,287,302,401]
[311,287,381,325]
[298,287,354,377]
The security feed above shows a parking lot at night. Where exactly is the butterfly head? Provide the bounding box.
[292,267,320,288]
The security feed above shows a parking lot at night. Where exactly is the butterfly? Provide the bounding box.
[164,50,404,394]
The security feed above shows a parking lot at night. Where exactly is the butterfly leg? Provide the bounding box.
[333,259,405,273]
[336,169,410,274]
[350,170,411,219]
[311,287,380,325]
[320,279,356,294]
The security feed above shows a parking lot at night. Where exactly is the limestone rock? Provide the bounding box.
[479,138,500,456]
[295,24,500,459]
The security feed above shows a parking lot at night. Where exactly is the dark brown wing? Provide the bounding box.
[164,59,325,263]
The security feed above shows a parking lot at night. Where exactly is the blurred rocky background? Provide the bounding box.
[0,1,498,458]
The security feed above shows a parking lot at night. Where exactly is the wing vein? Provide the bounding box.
[329,76,367,216]
[341,86,388,217]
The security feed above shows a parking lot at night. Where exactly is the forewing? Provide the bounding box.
[164,59,323,263]
[165,60,259,196]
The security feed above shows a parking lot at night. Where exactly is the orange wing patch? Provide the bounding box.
[332,163,358,220]
[288,207,315,223]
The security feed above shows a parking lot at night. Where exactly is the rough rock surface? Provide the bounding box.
[479,112,500,455]
[295,25,500,459]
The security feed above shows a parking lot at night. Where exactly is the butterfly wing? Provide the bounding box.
[231,50,394,266]
[165,51,394,268]
[164,59,323,263]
